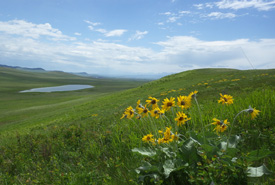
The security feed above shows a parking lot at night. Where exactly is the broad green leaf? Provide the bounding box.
[163,159,175,178]
[161,147,176,158]
[247,164,272,177]
[136,161,159,173]
[183,139,197,151]
[180,139,200,164]
[228,135,241,148]
[218,135,241,150]
[132,147,156,157]
[219,141,227,151]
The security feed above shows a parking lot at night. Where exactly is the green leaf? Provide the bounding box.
[247,149,274,162]
[161,147,176,158]
[219,141,227,151]
[228,135,241,148]
[247,164,272,177]
[180,139,200,164]
[218,135,241,151]
[132,147,156,157]
[136,161,159,174]
[163,159,175,178]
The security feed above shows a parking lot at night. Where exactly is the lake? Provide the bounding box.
[20,85,94,93]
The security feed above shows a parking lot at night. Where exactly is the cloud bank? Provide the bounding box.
[0,20,274,77]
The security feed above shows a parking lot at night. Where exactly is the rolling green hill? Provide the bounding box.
[0,66,149,132]
[0,67,274,184]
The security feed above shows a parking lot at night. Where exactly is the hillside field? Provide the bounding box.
[0,67,275,184]
[0,67,149,133]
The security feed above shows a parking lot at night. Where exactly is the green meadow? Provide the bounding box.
[0,67,275,184]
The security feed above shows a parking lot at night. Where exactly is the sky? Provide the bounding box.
[0,0,275,78]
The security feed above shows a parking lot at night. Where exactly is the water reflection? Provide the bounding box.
[20,85,94,93]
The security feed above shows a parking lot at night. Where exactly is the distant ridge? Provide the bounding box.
[0,64,45,72]
[0,64,169,79]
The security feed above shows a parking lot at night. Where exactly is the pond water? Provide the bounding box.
[20,85,94,93]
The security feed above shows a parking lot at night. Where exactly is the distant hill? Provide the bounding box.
[0,64,165,79]
[0,64,46,72]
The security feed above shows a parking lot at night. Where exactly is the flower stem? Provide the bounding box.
[227,110,245,147]
[194,96,205,142]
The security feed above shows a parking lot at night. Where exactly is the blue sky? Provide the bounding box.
[0,0,275,78]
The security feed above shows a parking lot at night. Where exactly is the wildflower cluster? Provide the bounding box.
[158,127,179,144]
[127,90,264,184]
[121,91,197,121]
[121,91,198,146]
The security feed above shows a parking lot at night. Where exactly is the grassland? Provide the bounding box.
[0,67,149,133]
[0,67,274,184]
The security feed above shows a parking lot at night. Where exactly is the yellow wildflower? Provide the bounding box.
[146,96,159,109]
[161,97,175,111]
[142,133,155,143]
[188,90,198,98]
[177,95,191,109]
[175,112,191,126]
[158,127,178,144]
[218,93,233,105]
[123,106,135,119]
[247,106,260,120]
[136,100,142,109]
[137,105,149,118]
[163,127,173,143]
[212,118,229,133]
[150,107,165,119]
[120,114,127,119]
[171,132,179,141]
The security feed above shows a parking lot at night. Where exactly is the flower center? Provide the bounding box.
[223,97,228,102]
[167,102,173,107]
[181,101,185,105]
[151,100,156,104]
[143,109,148,113]
[179,117,184,121]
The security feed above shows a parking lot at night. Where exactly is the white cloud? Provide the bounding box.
[0,19,75,41]
[104,29,127,37]
[95,28,107,34]
[179,11,191,14]
[84,20,101,26]
[84,20,126,37]
[216,0,275,11]
[154,36,275,70]
[195,0,275,11]
[129,30,148,41]
[194,4,204,9]
[162,12,172,16]
[206,12,237,19]
[74,32,81,36]
[88,25,94,31]
[160,10,191,25]
[167,16,180,23]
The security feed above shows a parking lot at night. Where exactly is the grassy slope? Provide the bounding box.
[0,67,275,184]
[0,67,149,133]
